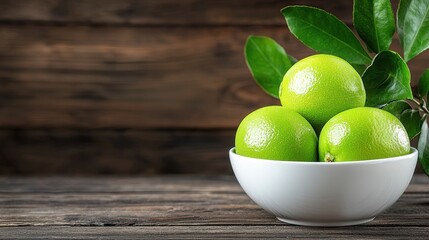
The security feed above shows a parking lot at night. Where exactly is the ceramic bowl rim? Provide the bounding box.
[230,147,417,166]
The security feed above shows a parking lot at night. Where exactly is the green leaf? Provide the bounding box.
[417,118,429,176]
[362,51,412,107]
[244,36,293,98]
[382,100,424,140]
[382,100,410,118]
[398,0,429,62]
[281,6,371,65]
[351,64,367,75]
[353,0,395,53]
[418,69,429,97]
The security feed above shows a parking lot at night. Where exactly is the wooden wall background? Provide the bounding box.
[0,0,426,175]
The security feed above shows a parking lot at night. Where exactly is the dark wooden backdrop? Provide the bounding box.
[0,0,426,175]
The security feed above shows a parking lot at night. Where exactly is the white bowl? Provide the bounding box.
[230,147,417,227]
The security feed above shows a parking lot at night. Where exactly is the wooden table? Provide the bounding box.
[0,175,428,239]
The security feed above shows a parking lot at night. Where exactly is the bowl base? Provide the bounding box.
[276,217,375,227]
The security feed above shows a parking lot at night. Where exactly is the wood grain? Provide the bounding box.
[0,25,289,129]
[0,25,427,129]
[0,130,234,175]
[0,0,358,26]
[0,175,426,193]
[0,175,428,239]
[1,226,429,239]
[0,129,423,175]
[0,0,427,175]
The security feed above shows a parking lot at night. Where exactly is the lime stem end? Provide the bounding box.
[324,153,335,162]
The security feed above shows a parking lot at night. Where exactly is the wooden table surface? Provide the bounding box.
[0,175,428,239]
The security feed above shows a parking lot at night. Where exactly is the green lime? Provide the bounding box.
[235,106,318,161]
[319,107,410,162]
[280,54,366,132]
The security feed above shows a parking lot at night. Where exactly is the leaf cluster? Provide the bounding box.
[244,0,429,175]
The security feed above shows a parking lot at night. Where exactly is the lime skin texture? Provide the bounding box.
[280,54,366,133]
[319,107,410,162]
[235,106,318,162]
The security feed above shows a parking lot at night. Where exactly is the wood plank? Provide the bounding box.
[0,226,428,239]
[0,25,286,129]
[0,0,359,26]
[0,130,234,175]
[0,175,427,193]
[0,176,242,193]
[0,25,427,129]
[0,192,269,227]
[0,176,428,239]
[0,190,428,227]
[0,176,427,228]
[0,129,424,175]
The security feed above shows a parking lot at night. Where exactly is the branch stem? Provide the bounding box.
[411,98,421,106]
[411,97,429,114]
